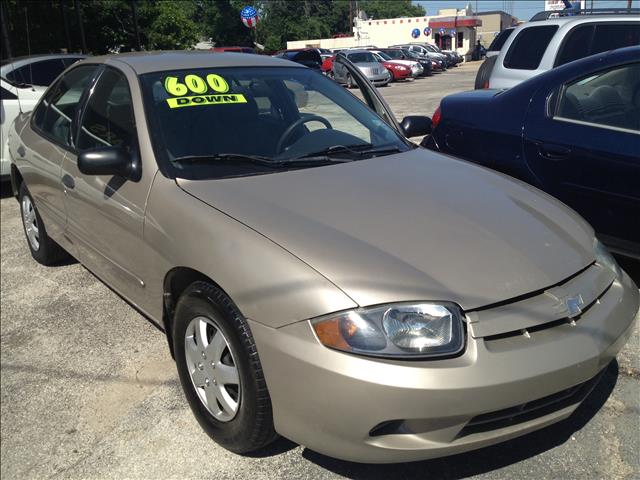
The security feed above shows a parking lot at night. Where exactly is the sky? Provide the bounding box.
[413,0,638,21]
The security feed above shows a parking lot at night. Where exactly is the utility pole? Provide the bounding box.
[60,2,72,53]
[74,0,87,54]
[131,0,141,51]
[0,0,12,60]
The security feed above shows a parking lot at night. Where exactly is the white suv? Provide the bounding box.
[476,10,640,90]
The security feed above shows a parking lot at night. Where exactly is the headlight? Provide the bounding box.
[311,302,464,358]
[594,239,620,277]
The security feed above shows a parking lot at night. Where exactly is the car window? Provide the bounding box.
[488,28,513,52]
[504,25,558,70]
[32,65,97,147]
[1,86,17,100]
[555,25,594,66]
[8,59,66,86]
[140,67,408,179]
[77,68,136,151]
[591,23,640,56]
[555,62,640,133]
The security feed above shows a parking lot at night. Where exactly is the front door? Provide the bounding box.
[61,66,154,309]
[523,61,640,254]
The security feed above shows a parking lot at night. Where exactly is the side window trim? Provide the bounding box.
[30,64,102,154]
[75,65,140,155]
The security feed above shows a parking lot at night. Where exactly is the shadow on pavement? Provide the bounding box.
[299,360,619,480]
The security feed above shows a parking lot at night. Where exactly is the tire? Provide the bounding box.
[19,183,69,265]
[474,55,497,90]
[173,281,277,454]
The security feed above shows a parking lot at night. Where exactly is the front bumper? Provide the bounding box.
[369,72,391,86]
[249,269,638,463]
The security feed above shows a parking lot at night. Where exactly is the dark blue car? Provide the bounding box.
[426,46,640,258]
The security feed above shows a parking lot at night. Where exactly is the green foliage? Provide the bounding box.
[1,0,427,58]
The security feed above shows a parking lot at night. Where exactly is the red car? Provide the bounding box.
[382,60,411,81]
[321,54,335,76]
[210,46,256,53]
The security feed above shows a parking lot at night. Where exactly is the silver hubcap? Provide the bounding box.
[185,316,240,422]
[21,196,40,251]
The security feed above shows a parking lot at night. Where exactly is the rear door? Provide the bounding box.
[15,65,98,242]
[523,61,640,254]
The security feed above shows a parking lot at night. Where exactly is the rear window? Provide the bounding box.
[504,25,559,70]
[488,29,514,52]
[556,25,594,66]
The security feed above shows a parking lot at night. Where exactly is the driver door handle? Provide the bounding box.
[62,174,75,190]
[539,143,571,160]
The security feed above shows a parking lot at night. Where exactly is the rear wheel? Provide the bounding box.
[173,281,277,453]
[474,56,497,90]
[19,183,69,265]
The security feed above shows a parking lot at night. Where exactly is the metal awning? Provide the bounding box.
[428,16,482,29]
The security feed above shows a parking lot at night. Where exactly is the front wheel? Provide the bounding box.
[173,281,277,453]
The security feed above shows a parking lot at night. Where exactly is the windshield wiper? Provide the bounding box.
[298,144,404,160]
[172,153,351,169]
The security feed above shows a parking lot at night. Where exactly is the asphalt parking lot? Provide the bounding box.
[1,62,639,480]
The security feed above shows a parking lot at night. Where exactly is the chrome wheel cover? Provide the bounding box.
[21,195,40,251]
[185,316,241,422]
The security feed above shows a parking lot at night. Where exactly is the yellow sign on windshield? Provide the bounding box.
[166,94,247,109]
[163,74,246,108]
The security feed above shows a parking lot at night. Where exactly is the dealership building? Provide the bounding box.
[286,6,517,60]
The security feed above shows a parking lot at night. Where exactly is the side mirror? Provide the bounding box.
[400,115,432,138]
[77,146,141,181]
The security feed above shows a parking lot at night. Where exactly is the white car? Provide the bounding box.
[1,54,85,179]
[370,50,423,77]
[478,10,640,90]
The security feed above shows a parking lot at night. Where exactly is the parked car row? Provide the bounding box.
[274,43,465,90]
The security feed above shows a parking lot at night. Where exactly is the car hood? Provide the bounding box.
[177,149,595,311]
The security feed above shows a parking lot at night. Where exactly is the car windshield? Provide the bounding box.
[140,66,409,179]
[376,51,392,61]
[347,52,377,63]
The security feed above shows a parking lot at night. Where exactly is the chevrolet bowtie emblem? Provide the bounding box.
[566,294,585,318]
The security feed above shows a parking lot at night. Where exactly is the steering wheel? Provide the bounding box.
[276,115,333,153]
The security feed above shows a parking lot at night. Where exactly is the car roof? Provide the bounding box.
[82,51,302,75]
[1,53,87,72]
[520,13,640,28]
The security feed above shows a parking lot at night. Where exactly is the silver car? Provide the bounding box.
[8,51,638,463]
[332,49,391,87]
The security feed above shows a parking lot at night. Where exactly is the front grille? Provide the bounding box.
[457,369,605,438]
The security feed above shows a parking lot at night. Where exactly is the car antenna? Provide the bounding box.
[25,4,35,92]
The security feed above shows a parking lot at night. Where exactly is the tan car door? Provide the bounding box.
[61,66,155,313]
[16,65,98,244]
